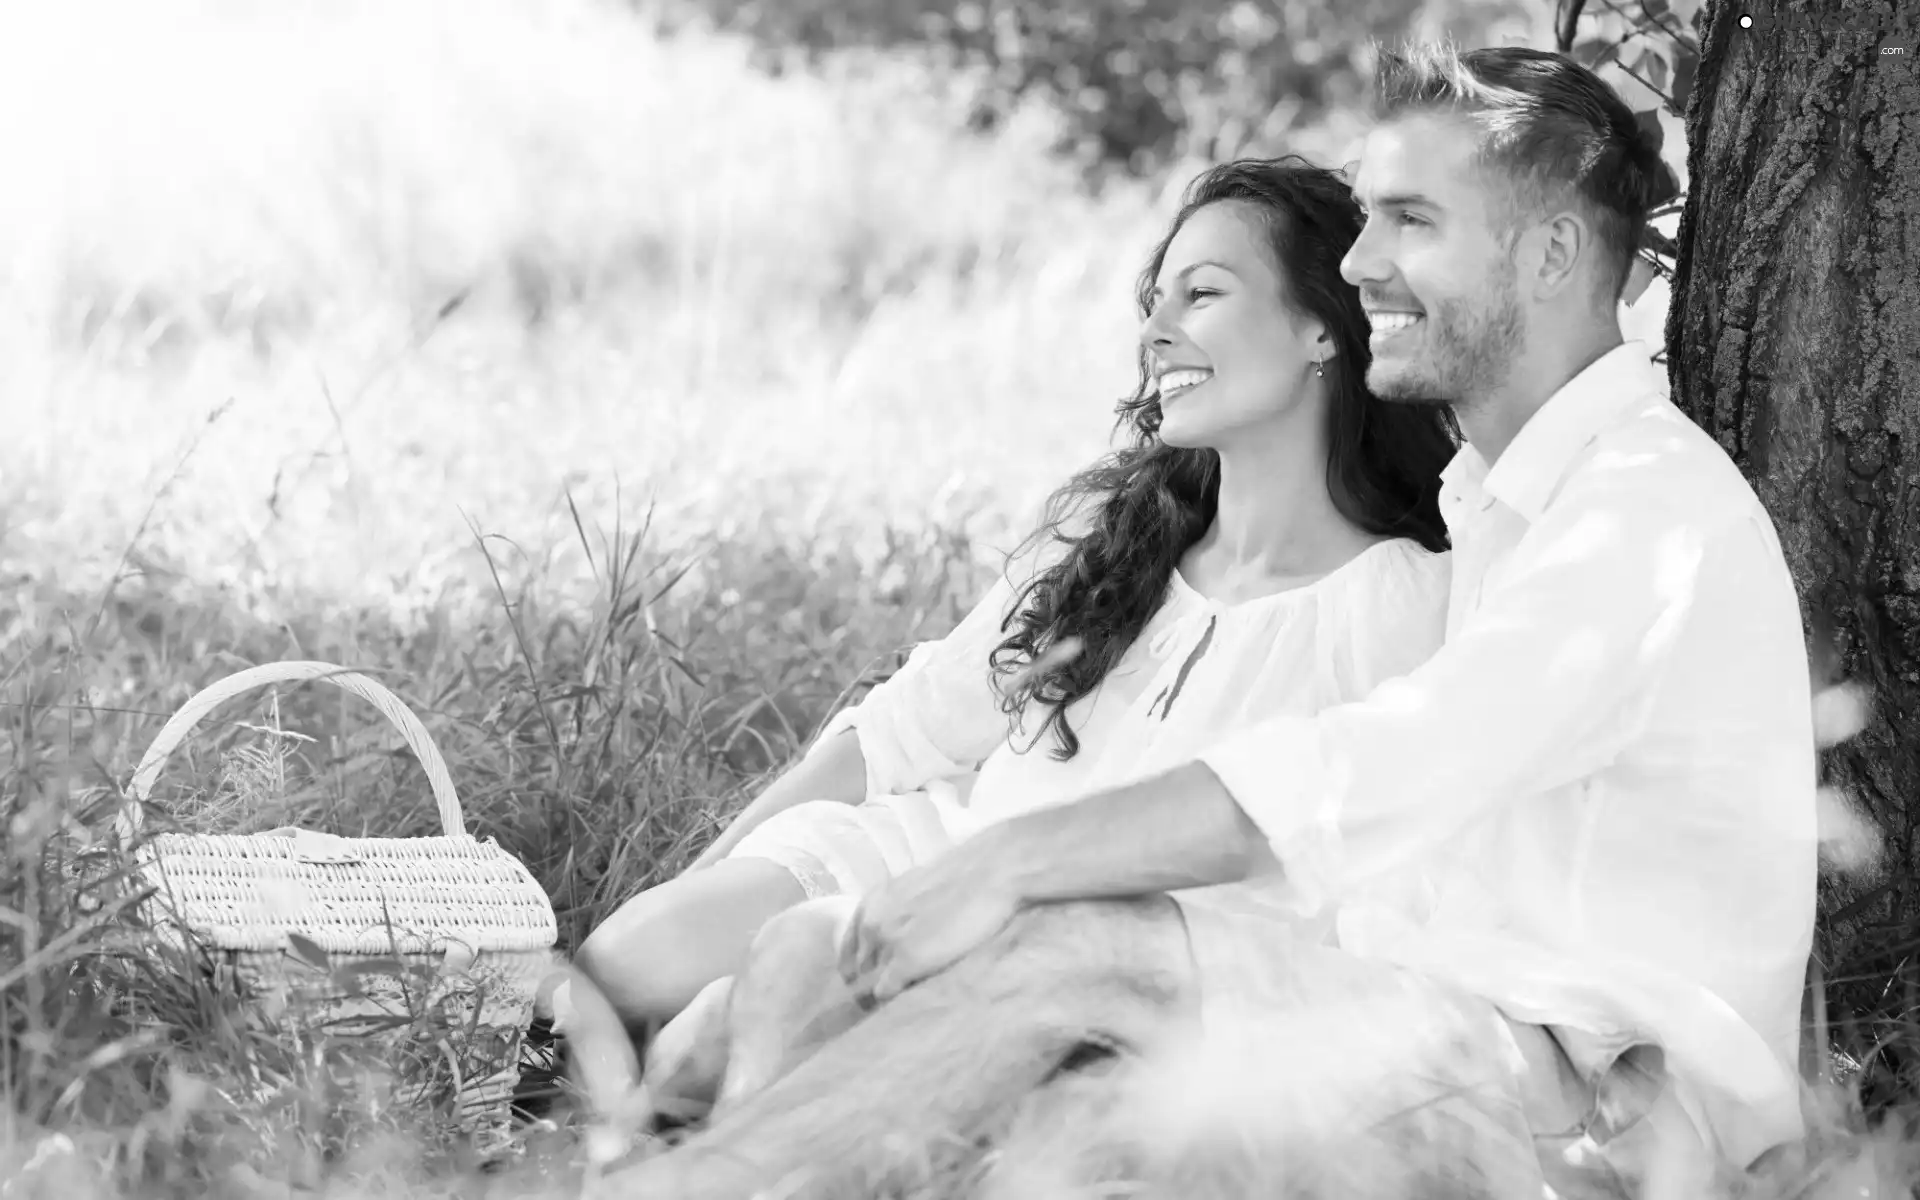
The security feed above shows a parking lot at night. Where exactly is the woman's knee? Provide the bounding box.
[574,860,812,1024]
[732,899,861,1030]
[746,895,860,966]
[574,908,705,1023]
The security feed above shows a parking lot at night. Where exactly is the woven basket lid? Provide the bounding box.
[139,829,558,955]
[124,663,558,958]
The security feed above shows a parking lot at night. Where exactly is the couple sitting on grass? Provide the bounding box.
[565,42,1818,1199]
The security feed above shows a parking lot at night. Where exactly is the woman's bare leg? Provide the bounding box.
[715,895,867,1116]
[573,858,809,1030]
[635,974,738,1128]
[635,895,864,1129]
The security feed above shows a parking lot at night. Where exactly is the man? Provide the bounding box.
[606,42,1818,1199]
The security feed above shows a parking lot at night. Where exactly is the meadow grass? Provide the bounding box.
[0,0,1913,1196]
[0,1,1166,1190]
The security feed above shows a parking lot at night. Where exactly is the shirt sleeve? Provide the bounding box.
[1197,472,1750,911]
[820,547,1051,796]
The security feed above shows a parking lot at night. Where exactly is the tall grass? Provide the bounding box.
[0,0,1911,1196]
[0,1,1171,1190]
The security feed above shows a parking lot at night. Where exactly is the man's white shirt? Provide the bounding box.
[1199,340,1819,1168]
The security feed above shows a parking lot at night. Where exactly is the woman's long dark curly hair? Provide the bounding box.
[988,156,1461,761]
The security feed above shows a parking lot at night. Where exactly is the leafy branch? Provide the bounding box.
[1556,0,1702,290]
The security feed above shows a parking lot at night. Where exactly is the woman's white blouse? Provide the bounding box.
[821,537,1452,866]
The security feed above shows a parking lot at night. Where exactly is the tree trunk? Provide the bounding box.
[1668,0,1919,1079]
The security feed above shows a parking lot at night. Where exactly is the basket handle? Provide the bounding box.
[124,660,465,839]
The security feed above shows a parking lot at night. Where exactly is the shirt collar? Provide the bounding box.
[1438,441,1490,527]
[1475,340,1667,523]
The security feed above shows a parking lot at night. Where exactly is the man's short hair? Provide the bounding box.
[1372,42,1681,305]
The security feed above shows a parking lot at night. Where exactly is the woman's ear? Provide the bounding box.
[1314,326,1339,364]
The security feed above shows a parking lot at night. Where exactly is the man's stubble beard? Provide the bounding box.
[1369,265,1525,409]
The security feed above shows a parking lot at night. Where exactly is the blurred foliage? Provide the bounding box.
[1556,0,1705,288]
[640,0,1708,201]
[647,0,1534,176]
[1558,0,1703,111]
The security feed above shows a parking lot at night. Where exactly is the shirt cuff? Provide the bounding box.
[1196,715,1346,915]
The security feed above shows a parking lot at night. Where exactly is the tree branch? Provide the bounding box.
[1555,0,1589,53]
[1636,0,1695,48]
[1613,56,1678,113]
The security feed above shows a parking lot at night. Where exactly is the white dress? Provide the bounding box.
[728,536,1451,928]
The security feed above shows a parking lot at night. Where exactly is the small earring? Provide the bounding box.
[1314,355,1325,378]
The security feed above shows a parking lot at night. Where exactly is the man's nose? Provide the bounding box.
[1340,225,1387,288]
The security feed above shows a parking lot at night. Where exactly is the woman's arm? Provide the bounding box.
[687,727,869,869]
[689,523,1070,870]
[687,725,867,864]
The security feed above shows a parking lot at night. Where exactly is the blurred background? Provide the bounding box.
[0,0,1679,624]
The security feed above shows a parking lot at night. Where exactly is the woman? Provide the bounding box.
[573,155,1460,1042]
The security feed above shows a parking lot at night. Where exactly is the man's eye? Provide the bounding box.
[1398,212,1426,227]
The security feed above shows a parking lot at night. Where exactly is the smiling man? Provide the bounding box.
[606,43,1819,1199]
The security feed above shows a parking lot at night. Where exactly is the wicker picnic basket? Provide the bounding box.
[122,661,558,1141]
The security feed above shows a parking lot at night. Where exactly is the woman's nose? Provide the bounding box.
[1138,309,1176,351]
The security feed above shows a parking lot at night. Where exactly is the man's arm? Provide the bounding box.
[836,759,1264,1002]
[973,759,1267,904]
[973,471,1755,911]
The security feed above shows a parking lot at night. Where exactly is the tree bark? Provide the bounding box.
[1668,0,1920,1059]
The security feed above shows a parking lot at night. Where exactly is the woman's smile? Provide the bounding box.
[1157,367,1213,401]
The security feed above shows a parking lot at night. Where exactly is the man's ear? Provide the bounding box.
[1534,210,1592,299]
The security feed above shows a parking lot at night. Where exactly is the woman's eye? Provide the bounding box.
[1188,287,1219,302]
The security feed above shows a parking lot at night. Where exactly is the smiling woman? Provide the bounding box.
[1143,213,1325,448]
[994,156,1464,750]
[570,158,1466,1094]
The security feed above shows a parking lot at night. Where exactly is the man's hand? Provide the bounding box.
[837,846,1022,1005]
[836,760,1259,1005]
